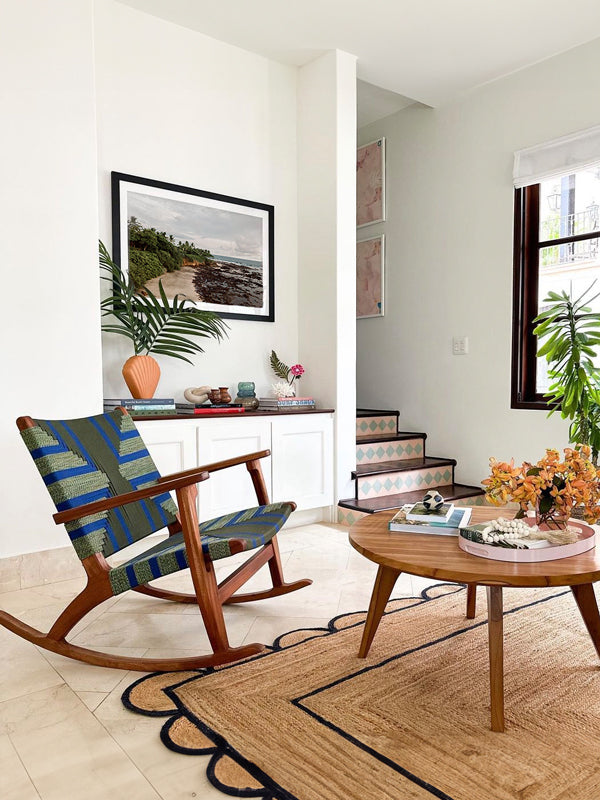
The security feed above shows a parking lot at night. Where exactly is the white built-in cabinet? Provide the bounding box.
[136,412,334,520]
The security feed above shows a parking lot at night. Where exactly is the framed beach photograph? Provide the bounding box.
[356,137,385,227]
[357,235,385,319]
[111,173,275,322]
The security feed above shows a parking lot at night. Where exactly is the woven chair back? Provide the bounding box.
[19,408,178,560]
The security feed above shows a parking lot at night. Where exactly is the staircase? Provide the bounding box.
[338,409,485,526]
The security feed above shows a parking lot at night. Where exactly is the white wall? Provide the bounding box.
[298,51,357,502]
[95,0,299,401]
[357,37,600,487]
[0,0,102,558]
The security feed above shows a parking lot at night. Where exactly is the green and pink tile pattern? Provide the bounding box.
[356,466,454,500]
[337,507,368,526]
[356,438,424,465]
[356,415,397,438]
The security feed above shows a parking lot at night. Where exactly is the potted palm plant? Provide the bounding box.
[533,283,600,463]
[100,242,228,398]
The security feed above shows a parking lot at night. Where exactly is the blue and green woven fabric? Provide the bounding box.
[108,502,293,595]
[20,408,294,595]
[20,408,180,559]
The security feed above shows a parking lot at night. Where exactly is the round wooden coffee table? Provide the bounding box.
[349,507,600,731]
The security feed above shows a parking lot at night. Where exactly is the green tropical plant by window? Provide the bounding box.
[100,241,228,363]
[534,283,600,462]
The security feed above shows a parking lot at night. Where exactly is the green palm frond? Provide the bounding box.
[270,350,290,380]
[99,241,228,362]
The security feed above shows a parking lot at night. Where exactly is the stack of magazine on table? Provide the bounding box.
[175,403,245,415]
[104,398,176,415]
[388,503,472,535]
[259,397,316,410]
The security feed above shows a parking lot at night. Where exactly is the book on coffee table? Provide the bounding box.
[389,505,472,535]
[406,502,455,523]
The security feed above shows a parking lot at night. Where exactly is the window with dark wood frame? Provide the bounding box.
[511,182,600,409]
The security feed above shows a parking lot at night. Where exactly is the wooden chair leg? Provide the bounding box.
[177,484,233,652]
[219,538,312,605]
[134,584,197,603]
[268,534,286,587]
[47,584,112,641]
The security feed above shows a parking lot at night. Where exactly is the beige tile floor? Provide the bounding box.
[0,522,437,800]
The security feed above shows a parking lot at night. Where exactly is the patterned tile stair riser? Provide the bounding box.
[356,416,397,437]
[121,584,599,800]
[356,438,424,465]
[337,507,368,526]
[357,467,454,500]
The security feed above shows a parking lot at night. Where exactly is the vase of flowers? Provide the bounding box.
[269,350,305,398]
[483,446,600,526]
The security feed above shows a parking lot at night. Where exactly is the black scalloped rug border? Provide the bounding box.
[121,584,569,800]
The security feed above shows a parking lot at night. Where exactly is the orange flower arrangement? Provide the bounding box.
[483,446,600,525]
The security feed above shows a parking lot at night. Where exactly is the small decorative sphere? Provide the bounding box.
[422,490,444,511]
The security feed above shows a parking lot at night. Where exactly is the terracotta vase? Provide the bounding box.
[219,387,232,404]
[122,355,161,399]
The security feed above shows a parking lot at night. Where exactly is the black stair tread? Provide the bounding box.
[356,431,427,444]
[356,408,400,417]
[339,483,485,514]
[352,456,456,479]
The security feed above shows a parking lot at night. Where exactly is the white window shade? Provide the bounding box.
[513,125,600,188]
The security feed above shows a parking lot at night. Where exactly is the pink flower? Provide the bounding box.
[290,364,304,377]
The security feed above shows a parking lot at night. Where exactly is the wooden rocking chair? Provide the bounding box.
[0,408,311,671]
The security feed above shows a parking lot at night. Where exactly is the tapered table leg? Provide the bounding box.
[466,584,477,619]
[571,583,600,659]
[358,565,401,658]
[486,585,504,732]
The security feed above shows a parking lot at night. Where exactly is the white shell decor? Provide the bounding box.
[183,385,212,405]
[463,517,580,549]
[272,381,295,398]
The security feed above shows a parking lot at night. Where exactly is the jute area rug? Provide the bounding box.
[122,584,600,800]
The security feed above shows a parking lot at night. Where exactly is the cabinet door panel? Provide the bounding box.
[135,420,197,475]
[196,420,272,519]
[135,420,198,508]
[271,414,333,510]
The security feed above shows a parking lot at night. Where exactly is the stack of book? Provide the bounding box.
[388,503,472,535]
[175,403,245,416]
[259,396,316,410]
[104,398,176,415]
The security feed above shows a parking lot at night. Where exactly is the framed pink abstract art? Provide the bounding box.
[356,138,385,227]
[357,235,384,319]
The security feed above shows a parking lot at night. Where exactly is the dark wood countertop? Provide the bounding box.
[131,408,335,421]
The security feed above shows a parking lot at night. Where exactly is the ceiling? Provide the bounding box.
[120,0,600,111]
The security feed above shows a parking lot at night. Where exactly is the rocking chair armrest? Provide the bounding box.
[164,450,271,485]
[52,469,210,525]
[197,449,271,474]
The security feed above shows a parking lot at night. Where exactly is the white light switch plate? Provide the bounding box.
[452,336,469,355]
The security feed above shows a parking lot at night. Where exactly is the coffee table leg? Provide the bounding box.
[486,586,504,732]
[466,584,477,619]
[358,565,401,658]
[571,583,600,659]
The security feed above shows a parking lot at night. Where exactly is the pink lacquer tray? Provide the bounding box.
[458,517,597,562]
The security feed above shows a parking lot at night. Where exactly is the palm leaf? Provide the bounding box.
[98,240,228,359]
[270,350,290,380]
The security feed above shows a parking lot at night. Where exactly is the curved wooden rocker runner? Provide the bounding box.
[0,408,311,671]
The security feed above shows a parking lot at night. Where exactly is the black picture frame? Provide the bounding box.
[111,172,275,322]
